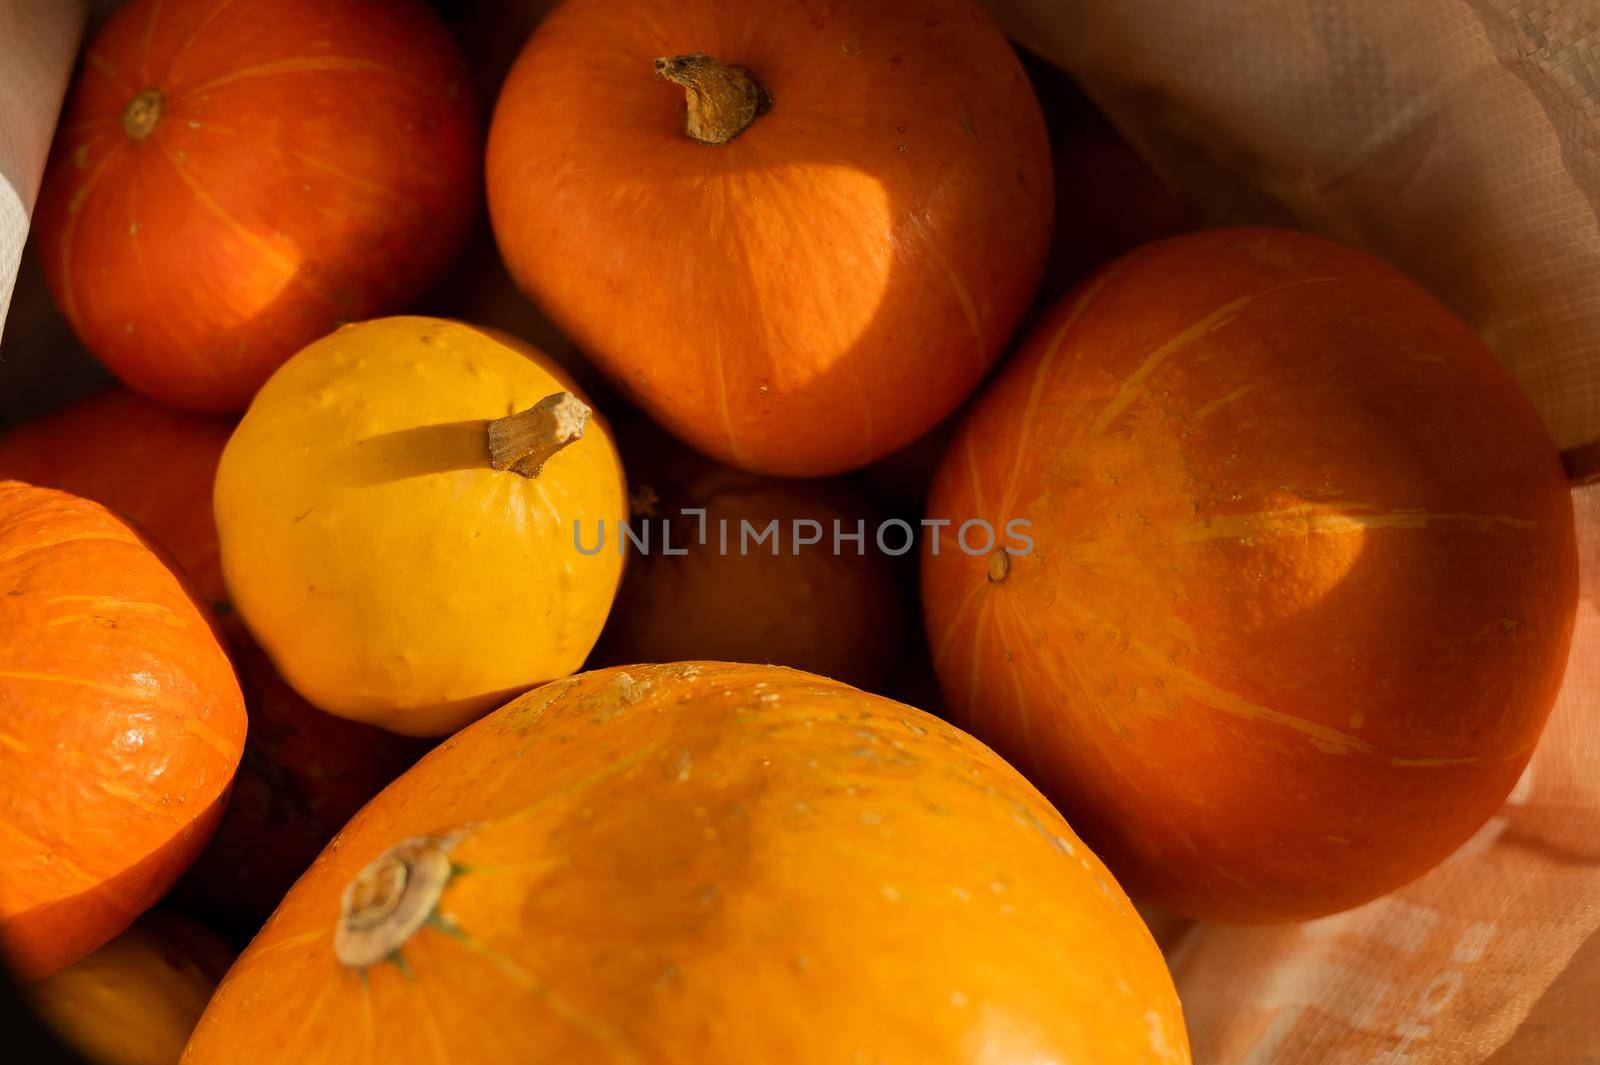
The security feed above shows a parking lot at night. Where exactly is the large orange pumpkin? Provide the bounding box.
[486,0,1052,476]
[592,428,906,689]
[0,391,429,931]
[0,483,245,981]
[182,663,1188,1064]
[34,0,478,413]
[922,228,1580,923]
[28,910,233,1065]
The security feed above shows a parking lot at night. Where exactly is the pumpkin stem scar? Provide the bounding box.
[987,550,1010,584]
[653,54,771,145]
[335,831,464,969]
[486,392,590,478]
[122,89,163,140]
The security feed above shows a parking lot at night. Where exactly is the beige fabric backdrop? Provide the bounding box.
[981,1,1600,1060]
[0,0,85,337]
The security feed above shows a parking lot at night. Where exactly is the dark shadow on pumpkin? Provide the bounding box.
[339,419,495,488]
[0,790,228,984]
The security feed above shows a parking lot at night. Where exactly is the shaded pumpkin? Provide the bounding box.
[173,641,430,931]
[27,910,233,1065]
[34,0,479,412]
[922,228,1579,922]
[487,0,1052,476]
[182,663,1188,1064]
[0,483,245,980]
[215,317,628,736]
[1040,115,1197,301]
[592,427,905,689]
[0,390,233,619]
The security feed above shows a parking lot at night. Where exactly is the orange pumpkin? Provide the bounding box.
[183,663,1188,1064]
[486,0,1052,476]
[0,390,233,617]
[34,0,478,413]
[0,483,245,981]
[0,391,428,931]
[28,910,233,1065]
[592,428,906,689]
[922,228,1579,923]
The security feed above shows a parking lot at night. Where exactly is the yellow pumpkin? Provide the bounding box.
[215,317,627,736]
[28,911,233,1065]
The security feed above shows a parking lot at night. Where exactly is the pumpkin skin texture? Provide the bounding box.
[0,483,245,981]
[181,663,1189,1065]
[922,228,1580,924]
[214,317,628,736]
[486,0,1052,477]
[28,911,233,1065]
[33,0,478,413]
[592,428,905,689]
[0,390,430,932]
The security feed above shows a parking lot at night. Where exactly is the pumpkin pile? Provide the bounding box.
[0,0,1579,1061]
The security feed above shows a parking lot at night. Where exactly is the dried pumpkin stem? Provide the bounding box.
[487,392,590,478]
[654,53,771,145]
[334,832,461,969]
[122,89,163,140]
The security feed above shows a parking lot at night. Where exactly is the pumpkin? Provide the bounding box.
[215,317,627,736]
[181,663,1189,1064]
[174,641,430,930]
[922,228,1580,923]
[33,0,478,413]
[0,389,430,931]
[28,910,233,1065]
[486,0,1052,477]
[0,390,233,618]
[0,482,245,981]
[592,427,905,689]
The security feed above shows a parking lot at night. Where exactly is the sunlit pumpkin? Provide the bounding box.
[922,228,1579,923]
[0,483,245,981]
[592,427,905,689]
[28,911,233,1065]
[182,663,1189,1064]
[0,390,430,930]
[215,317,627,736]
[34,0,478,413]
[486,0,1052,476]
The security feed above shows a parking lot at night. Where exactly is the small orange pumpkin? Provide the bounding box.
[487,0,1052,476]
[0,390,233,618]
[34,0,479,412]
[0,483,245,980]
[27,910,233,1065]
[592,428,906,689]
[183,663,1188,1064]
[923,228,1579,922]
